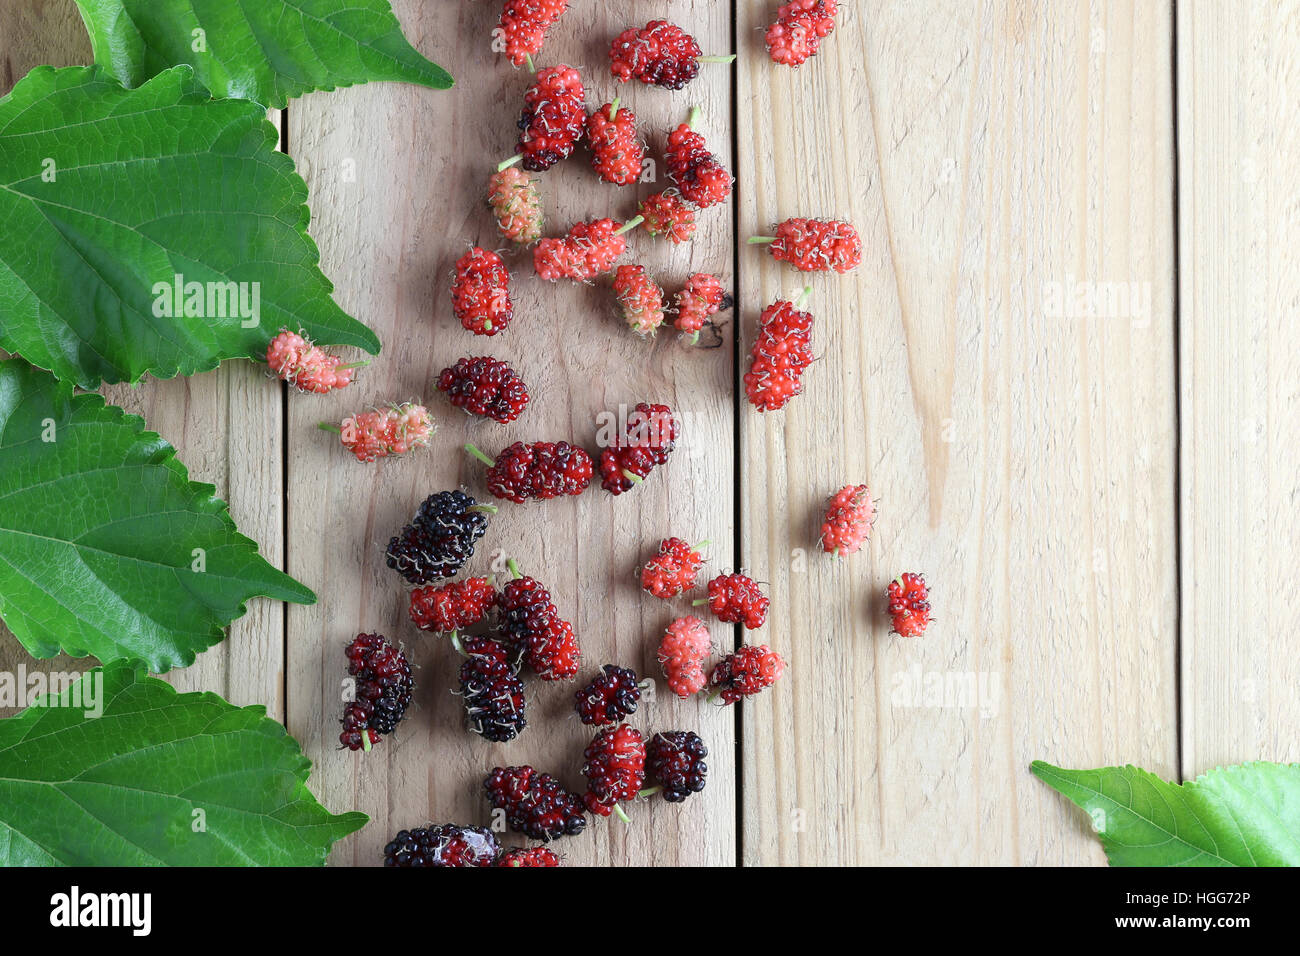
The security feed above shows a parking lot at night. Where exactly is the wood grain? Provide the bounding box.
[736,0,1178,864]
[1176,0,1300,776]
[286,0,736,865]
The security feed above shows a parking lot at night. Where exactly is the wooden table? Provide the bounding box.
[2,0,1297,866]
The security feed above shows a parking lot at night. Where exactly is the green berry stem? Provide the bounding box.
[613,803,631,824]
[361,732,373,753]
[621,469,645,485]
[684,330,701,347]
[317,422,342,434]
[609,97,620,120]
[705,690,722,705]
[467,503,499,515]
[614,215,645,236]
[497,153,524,173]
[687,105,702,129]
[637,786,663,799]
[464,443,496,467]
[691,597,708,606]
[697,55,738,64]
[507,558,522,580]
[747,235,777,244]
[795,285,813,309]
[449,632,465,657]
[693,539,712,551]
[525,53,536,74]
[336,360,371,371]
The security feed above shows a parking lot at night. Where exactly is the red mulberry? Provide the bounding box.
[488,167,543,245]
[708,644,786,704]
[436,356,529,424]
[665,109,733,208]
[613,264,666,335]
[586,99,643,186]
[750,217,861,273]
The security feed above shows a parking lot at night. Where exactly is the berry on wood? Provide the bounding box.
[484,765,588,841]
[749,218,862,273]
[586,99,644,186]
[498,0,569,69]
[887,572,931,637]
[409,577,497,635]
[496,846,561,867]
[613,264,667,335]
[645,731,708,802]
[697,573,769,629]
[533,217,641,281]
[765,0,839,66]
[574,664,643,725]
[671,273,730,343]
[743,290,815,412]
[582,723,645,820]
[466,441,594,502]
[452,247,513,336]
[500,561,581,680]
[328,403,433,462]
[638,190,697,244]
[339,633,414,750]
[666,107,733,208]
[266,329,361,393]
[641,537,707,599]
[459,637,528,742]
[599,402,679,495]
[436,356,530,424]
[658,615,712,698]
[386,490,493,585]
[821,484,875,556]
[609,20,735,89]
[487,167,544,245]
[383,824,500,866]
[503,64,586,172]
[707,645,786,704]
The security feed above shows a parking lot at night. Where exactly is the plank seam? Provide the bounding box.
[1170,0,1184,785]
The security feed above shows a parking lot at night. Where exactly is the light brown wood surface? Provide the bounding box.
[1177,0,1300,778]
[0,0,1294,867]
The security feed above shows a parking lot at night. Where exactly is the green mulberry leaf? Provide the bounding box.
[1031,760,1300,866]
[0,358,314,672]
[0,661,366,866]
[73,0,452,108]
[0,65,380,388]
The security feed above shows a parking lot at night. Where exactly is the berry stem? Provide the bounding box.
[637,786,663,799]
[361,732,373,753]
[684,330,700,347]
[795,285,813,309]
[609,96,620,120]
[336,360,371,371]
[614,215,645,236]
[705,690,722,705]
[496,153,524,173]
[621,469,644,485]
[691,597,708,607]
[613,803,631,824]
[693,539,711,551]
[464,443,496,467]
[525,53,536,74]
[687,105,702,129]
[467,503,499,515]
[507,558,522,580]
[317,422,342,434]
[747,235,777,244]
[697,54,738,64]
[449,632,465,657]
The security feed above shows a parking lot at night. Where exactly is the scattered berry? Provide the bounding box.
[383,824,500,867]
[821,484,875,556]
[500,567,581,680]
[484,765,588,842]
[613,264,667,335]
[887,572,931,637]
[339,633,414,750]
[638,191,697,244]
[586,99,644,186]
[701,573,769,629]
[609,20,733,89]
[658,616,711,698]
[582,723,645,818]
[708,644,786,704]
[744,294,814,412]
[750,218,861,273]
[467,441,595,503]
[488,167,543,245]
[533,217,637,281]
[599,402,679,495]
[666,109,733,208]
[574,665,642,725]
[641,537,706,599]
[459,637,528,742]
[496,846,561,867]
[646,731,708,802]
[513,64,586,171]
[436,356,530,424]
[452,247,513,336]
[498,0,568,68]
[765,0,839,66]
[385,490,492,585]
[409,577,497,634]
[266,330,358,393]
[334,403,433,462]
[672,273,730,337]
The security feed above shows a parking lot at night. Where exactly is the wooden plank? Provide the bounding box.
[736,0,1178,864]
[1176,1,1300,776]
[287,1,736,865]
[0,3,286,719]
